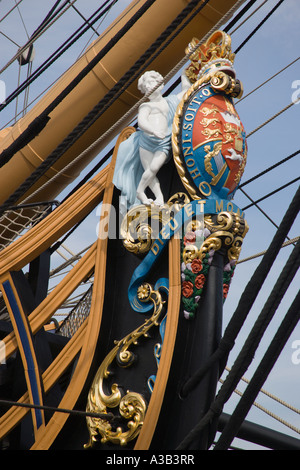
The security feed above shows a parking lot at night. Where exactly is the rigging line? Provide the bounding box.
[15,0,29,39]
[0,0,213,213]
[75,0,120,60]
[0,0,78,75]
[214,290,300,450]
[237,56,300,104]
[67,0,100,36]
[240,186,295,243]
[219,378,300,435]
[0,0,243,150]
[0,0,158,171]
[148,0,246,91]
[242,177,300,211]
[224,0,259,33]
[29,0,66,41]
[179,185,300,400]
[239,149,300,188]
[234,0,285,54]
[229,0,268,34]
[0,398,114,421]
[224,366,300,416]
[178,238,300,450]
[50,211,91,255]
[0,0,24,24]
[144,0,264,102]
[0,2,122,129]
[185,240,300,423]
[238,236,300,264]
[246,97,300,139]
[14,62,22,124]
[0,30,20,47]
[23,60,33,116]
[61,9,277,208]
[0,1,116,113]
[240,187,295,244]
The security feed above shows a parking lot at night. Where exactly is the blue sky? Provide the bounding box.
[0,0,299,449]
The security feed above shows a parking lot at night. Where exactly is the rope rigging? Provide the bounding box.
[214,289,300,450]
[234,0,285,54]
[239,149,300,188]
[238,236,299,264]
[222,366,300,433]
[242,176,300,211]
[180,184,300,400]
[0,0,79,75]
[177,224,300,449]
[0,0,116,113]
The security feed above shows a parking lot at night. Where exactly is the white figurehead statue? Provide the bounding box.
[113,70,191,210]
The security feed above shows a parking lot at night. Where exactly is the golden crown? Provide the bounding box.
[185,31,235,83]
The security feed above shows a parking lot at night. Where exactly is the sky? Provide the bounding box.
[0,0,299,450]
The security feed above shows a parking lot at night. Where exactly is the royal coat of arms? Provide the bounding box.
[172,31,247,202]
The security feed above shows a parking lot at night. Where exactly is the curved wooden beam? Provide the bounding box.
[30,127,136,450]
[134,237,181,450]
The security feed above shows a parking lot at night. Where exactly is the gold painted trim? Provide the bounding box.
[30,127,136,450]
[134,237,181,450]
[172,74,215,201]
[1,274,46,436]
[0,166,108,274]
[1,243,97,360]
[172,70,244,200]
[84,283,163,448]
[0,319,87,441]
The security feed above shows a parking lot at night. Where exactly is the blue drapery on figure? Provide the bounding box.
[113,95,180,208]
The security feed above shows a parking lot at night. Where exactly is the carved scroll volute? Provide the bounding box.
[84,284,164,449]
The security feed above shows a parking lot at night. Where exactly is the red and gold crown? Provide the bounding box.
[185,31,235,83]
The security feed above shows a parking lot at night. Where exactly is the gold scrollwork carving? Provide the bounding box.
[182,211,248,264]
[210,71,243,99]
[120,193,190,255]
[84,283,165,448]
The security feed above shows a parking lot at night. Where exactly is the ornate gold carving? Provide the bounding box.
[210,71,243,99]
[185,31,235,84]
[84,284,165,448]
[201,127,222,139]
[182,211,248,264]
[200,117,221,128]
[120,193,190,254]
[200,105,219,117]
[172,78,209,201]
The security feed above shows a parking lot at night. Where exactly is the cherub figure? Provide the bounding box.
[113,70,190,209]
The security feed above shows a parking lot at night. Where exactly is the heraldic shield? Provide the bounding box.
[173,83,247,201]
